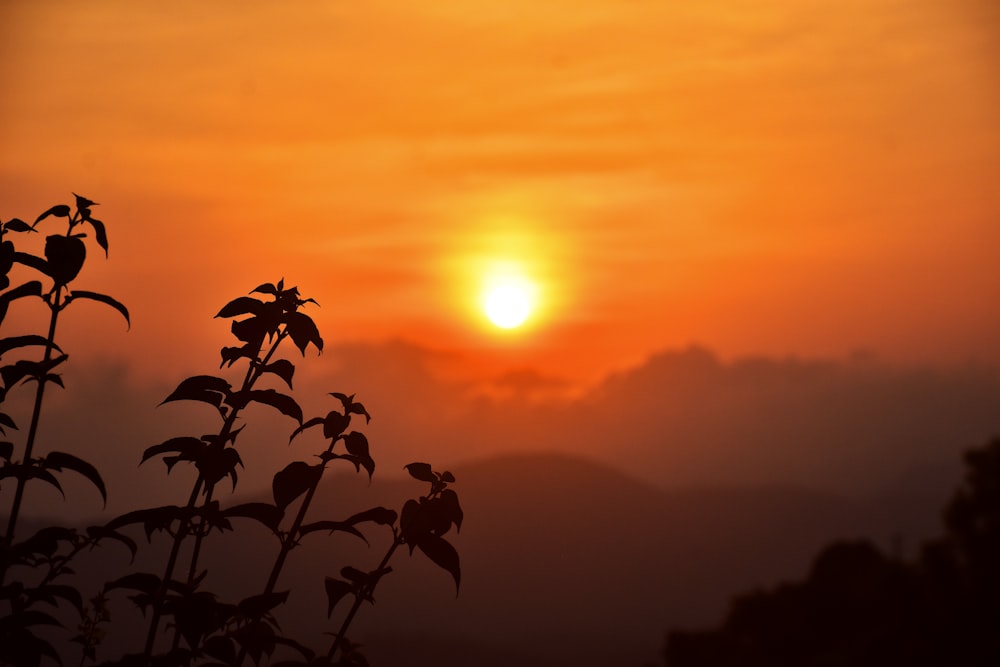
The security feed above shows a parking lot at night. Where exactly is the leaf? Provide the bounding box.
[28,584,84,615]
[272,461,321,510]
[44,235,86,284]
[195,447,243,489]
[289,416,324,442]
[34,204,71,224]
[4,218,35,233]
[202,636,237,664]
[0,441,12,461]
[104,505,184,541]
[73,193,96,209]
[297,520,366,544]
[104,572,161,595]
[349,402,372,424]
[220,344,254,368]
[440,471,456,484]
[44,451,107,505]
[0,412,17,432]
[243,389,303,423]
[140,436,204,467]
[438,488,464,533]
[238,590,289,618]
[404,462,435,483]
[262,359,295,389]
[0,280,43,322]
[323,411,351,439]
[0,334,62,357]
[324,577,353,617]
[3,465,65,498]
[215,296,265,319]
[284,311,323,355]
[86,217,109,256]
[346,506,398,527]
[161,375,231,409]
[67,290,129,329]
[416,533,461,594]
[85,524,138,561]
[343,431,370,458]
[223,502,284,534]
[251,282,278,295]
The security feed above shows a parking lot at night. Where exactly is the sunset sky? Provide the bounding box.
[1,0,998,387]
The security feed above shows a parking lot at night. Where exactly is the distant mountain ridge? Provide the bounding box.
[23,451,954,667]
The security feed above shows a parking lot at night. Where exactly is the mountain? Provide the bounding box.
[41,452,951,667]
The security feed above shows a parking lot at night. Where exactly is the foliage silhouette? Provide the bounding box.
[0,197,464,667]
[663,437,1000,667]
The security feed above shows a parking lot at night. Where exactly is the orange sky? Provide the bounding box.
[1,0,998,385]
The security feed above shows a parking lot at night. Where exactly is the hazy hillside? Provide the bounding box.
[40,452,956,667]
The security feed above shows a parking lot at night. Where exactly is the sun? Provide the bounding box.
[484,283,532,328]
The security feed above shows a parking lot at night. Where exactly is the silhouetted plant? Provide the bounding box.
[0,195,133,666]
[0,198,464,667]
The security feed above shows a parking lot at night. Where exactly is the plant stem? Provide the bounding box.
[234,431,339,667]
[327,537,401,662]
[142,330,290,660]
[0,284,62,584]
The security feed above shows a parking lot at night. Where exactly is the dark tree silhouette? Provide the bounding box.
[664,438,1000,667]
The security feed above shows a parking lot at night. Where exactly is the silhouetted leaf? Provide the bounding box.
[0,464,65,497]
[323,410,351,439]
[263,358,295,389]
[141,436,204,468]
[324,577,353,617]
[0,280,43,321]
[231,316,269,346]
[404,462,435,483]
[440,471,456,483]
[236,389,303,423]
[415,534,461,594]
[73,193,96,209]
[202,636,236,664]
[28,584,84,615]
[347,506,398,527]
[86,217,108,256]
[220,344,254,367]
[0,412,16,433]
[4,218,35,233]
[290,416,324,442]
[11,526,77,561]
[223,502,283,534]
[272,461,322,510]
[0,441,12,461]
[238,590,289,618]
[12,252,49,276]
[105,572,162,595]
[216,296,265,319]
[439,489,463,533]
[251,282,278,295]
[0,355,68,388]
[196,446,243,489]
[67,290,129,328]
[105,505,184,542]
[86,524,138,561]
[43,451,107,505]
[0,334,62,356]
[34,204,71,224]
[44,235,86,285]
[161,375,231,409]
[399,499,422,554]
[284,311,323,355]
[348,402,371,424]
[298,520,366,543]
